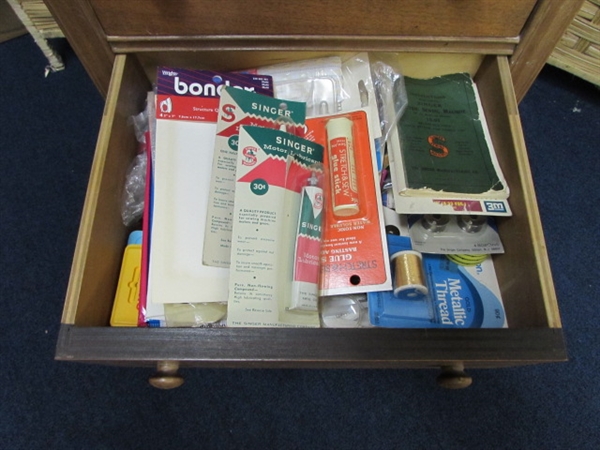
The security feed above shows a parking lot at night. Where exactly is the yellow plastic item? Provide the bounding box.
[110,242,142,327]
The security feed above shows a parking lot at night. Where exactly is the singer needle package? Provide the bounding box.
[148,67,273,305]
[227,126,324,327]
[203,87,306,268]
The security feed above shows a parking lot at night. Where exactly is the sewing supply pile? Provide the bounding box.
[112,53,510,329]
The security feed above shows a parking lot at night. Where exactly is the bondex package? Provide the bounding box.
[148,67,273,308]
[305,110,391,296]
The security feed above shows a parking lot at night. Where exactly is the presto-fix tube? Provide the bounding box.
[326,117,359,217]
[289,175,324,311]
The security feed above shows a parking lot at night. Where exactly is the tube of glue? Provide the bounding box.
[289,172,324,311]
[325,116,359,217]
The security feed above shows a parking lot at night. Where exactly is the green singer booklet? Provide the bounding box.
[397,72,507,197]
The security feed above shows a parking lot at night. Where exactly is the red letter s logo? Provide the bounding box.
[428,135,449,158]
[221,104,236,122]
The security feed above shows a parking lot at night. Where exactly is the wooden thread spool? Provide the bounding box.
[391,250,428,299]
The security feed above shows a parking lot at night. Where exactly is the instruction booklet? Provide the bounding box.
[388,73,512,216]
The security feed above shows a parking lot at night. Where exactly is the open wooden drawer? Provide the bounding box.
[55,48,567,389]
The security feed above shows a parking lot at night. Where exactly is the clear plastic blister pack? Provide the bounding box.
[320,294,371,328]
[256,56,348,117]
[163,303,227,328]
[370,58,408,146]
[408,214,505,255]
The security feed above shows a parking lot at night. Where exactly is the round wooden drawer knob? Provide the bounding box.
[148,361,184,389]
[436,364,472,389]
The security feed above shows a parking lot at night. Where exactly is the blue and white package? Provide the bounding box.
[368,235,507,328]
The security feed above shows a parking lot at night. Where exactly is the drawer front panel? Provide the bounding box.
[89,0,537,40]
[57,326,567,368]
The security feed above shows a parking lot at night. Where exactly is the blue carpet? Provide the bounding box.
[1,34,599,449]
